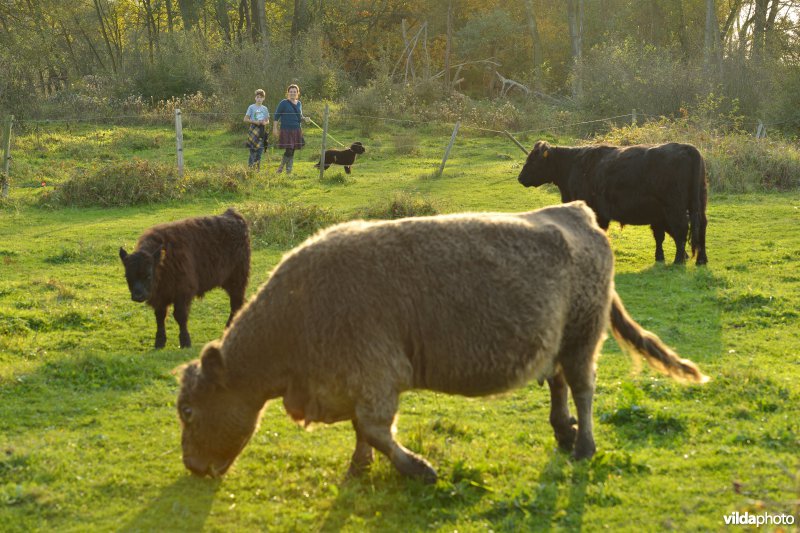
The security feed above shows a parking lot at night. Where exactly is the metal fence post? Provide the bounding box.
[1,115,12,198]
[175,109,184,179]
[503,130,529,155]
[318,105,329,180]
[437,121,460,176]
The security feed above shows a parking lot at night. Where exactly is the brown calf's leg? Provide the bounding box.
[223,281,247,328]
[154,305,168,349]
[354,399,437,484]
[346,420,375,478]
[173,297,192,348]
[547,370,577,452]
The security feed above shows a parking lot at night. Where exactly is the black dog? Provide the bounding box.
[315,142,365,174]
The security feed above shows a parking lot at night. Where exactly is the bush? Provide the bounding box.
[239,201,341,248]
[597,118,800,192]
[39,159,243,207]
[356,192,439,220]
[211,26,349,121]
[129,34,212,102]
[578,39,704,117]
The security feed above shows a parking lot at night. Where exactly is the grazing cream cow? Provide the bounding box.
[176,202,707,482]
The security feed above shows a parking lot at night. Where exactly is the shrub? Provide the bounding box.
[597,118,800,192]
[356,192,439,220]
[392,133,420,156]
[239,202,341,248]
[40,159,179,207]
[578,39,704,117]
[129,34,212,102]
[39,159,244,207]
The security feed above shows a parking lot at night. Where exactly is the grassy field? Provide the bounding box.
[1,119,799,531]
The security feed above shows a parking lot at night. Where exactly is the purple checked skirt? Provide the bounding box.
[277,128,305,149]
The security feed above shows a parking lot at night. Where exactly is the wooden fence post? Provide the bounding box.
[175,109,184,179]
[1,115,12,198]
[503,130,529,155]
[318,104,329,180]
[437,121,460,176]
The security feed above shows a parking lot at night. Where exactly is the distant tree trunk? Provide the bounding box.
[752,0,768,61]
[177,0,200,31]
[445,0,452,89]
[291,0,309,38]
[704,0,721,77]
[250,0,267,44]
[165,0,175,32]
[237,0,249,43]
[764,0,780,58]
[567,0,583,98]
[92,0,118,73]
[524,0,544,89]
[142,0,159,62]
[58,21,84,75]
[719,0,743,47]
[676,1,690,59]
[291,0,309,63]
[215,0,232,43]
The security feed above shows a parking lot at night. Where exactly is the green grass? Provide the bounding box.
[1,121,799,531]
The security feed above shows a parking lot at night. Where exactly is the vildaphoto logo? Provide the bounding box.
[723,511,795,526]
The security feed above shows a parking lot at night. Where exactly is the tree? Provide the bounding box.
[567,0,584,97]
[524,0,544,89]
[177,0,200,31]
[705,0,722,77]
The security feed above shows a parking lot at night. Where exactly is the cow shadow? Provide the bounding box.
[1,348,189,431]
[315,460,492,531]
[481,450,590,530]
[117,475,220,532]
[602,264,723,448]
[613,264,723,367]
[315,449,595,531]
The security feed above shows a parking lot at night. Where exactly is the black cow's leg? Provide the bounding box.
[154,305,168,349]
[667,213,690,264]
[651,224,666,262]
[562,358,597,460]
[354,397,437,483]
[344,166,351,174]
[173,297,192,348]
[346,419,374,478]
[694,211,709,266]
[548,370,577,452]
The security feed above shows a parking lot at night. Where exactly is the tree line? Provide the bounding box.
[1,0,798,131]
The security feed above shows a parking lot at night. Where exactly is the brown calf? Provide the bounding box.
[120,208,250,349]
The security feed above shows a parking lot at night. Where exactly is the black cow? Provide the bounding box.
[518,140,708,265]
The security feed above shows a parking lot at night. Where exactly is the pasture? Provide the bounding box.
[1,120,798,531]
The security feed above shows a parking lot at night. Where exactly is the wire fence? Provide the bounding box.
[2,106,798,199]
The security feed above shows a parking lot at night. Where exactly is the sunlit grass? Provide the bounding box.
[0,122,798,531]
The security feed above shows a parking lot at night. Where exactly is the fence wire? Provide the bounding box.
[3,106,794,200]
